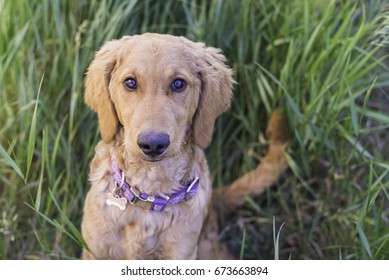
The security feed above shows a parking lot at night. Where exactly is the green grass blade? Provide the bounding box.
[239,227,246,260]
[273,217,285,260]
[51,121,65,165]
[0,144,25,180]
[48,189,87,247]
[25,202,80,247]
[355,223,373,259]
[25,73,45,182]
[34,129,47,212]
[1,24,29,76]
[349,97,359,135]
[356,107,389,124]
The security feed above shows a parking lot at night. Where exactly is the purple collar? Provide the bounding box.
[106,156,199,212]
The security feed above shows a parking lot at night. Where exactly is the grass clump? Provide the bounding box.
[0,0,388,259]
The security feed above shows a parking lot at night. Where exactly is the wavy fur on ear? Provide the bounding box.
[85,38,128,143]
[192,46,234,149]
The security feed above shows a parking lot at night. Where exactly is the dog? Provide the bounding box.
[81,33,288,259]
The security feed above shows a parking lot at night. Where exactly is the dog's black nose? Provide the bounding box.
[137,132,170,157]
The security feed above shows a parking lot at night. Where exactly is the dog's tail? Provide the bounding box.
[197,110,289,259]
[219,109,289,213]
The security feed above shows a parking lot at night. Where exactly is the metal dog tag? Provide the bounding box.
[106,193,127,211]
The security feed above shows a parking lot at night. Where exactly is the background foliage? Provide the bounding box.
[1,0,388,259]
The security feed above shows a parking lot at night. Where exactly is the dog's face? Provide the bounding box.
[85,34,233,161]
[108,37,201,162]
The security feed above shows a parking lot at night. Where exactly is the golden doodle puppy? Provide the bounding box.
[81,33,288,260]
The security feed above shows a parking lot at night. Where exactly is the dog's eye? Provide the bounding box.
[123,78,138,91]
[171,79,187,92]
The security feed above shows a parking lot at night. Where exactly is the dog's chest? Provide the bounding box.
[115,207,179,259]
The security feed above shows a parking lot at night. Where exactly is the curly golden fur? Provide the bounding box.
[81,33,288,260]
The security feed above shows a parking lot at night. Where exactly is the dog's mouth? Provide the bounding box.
[138,152,168,162]
[141,156,165,162]
[138,147,180,163]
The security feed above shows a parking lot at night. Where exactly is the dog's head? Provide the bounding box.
[85,33,233,162]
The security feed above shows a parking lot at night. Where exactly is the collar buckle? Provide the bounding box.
[138,193,156,203]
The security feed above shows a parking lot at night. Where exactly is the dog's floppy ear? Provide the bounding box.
[85,37,128,143]
[193,46,234,149]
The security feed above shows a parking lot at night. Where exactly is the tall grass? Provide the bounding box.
[0,0,388,259]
